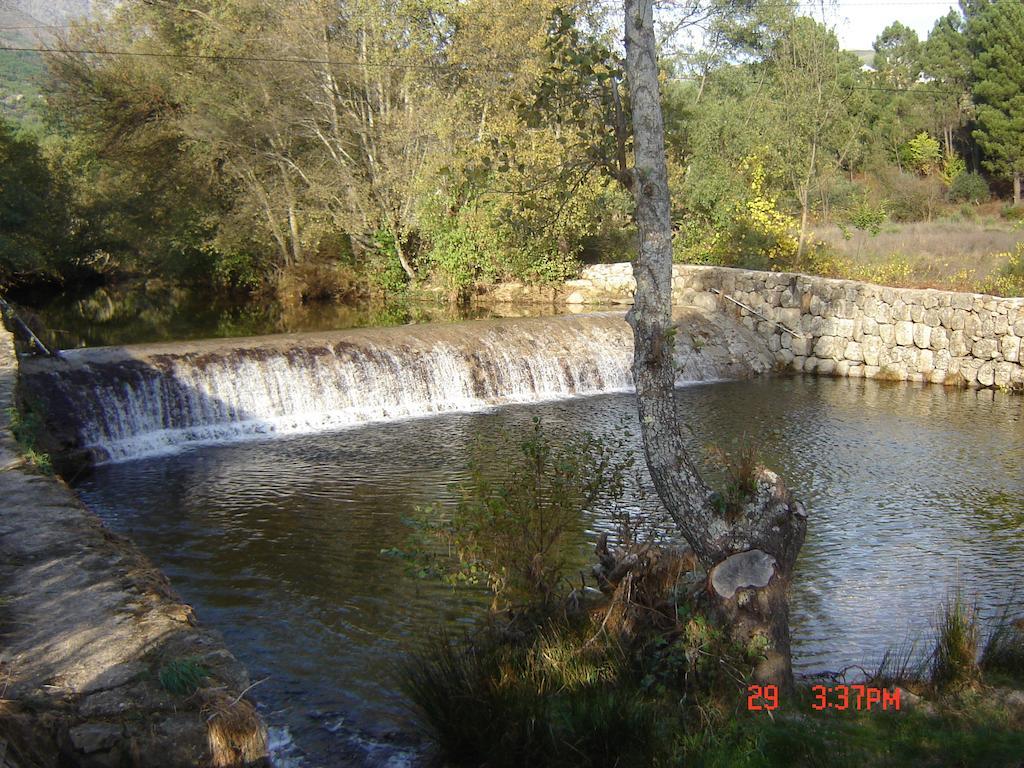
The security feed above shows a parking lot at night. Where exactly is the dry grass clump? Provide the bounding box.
[200,688,268,768]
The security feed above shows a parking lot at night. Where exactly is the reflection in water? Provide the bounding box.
[77,376,1024,767]
[14,281,592,350]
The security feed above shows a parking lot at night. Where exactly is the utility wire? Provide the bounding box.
[0,43,965,97]
[0,44,522,72]
[0,0,968,32]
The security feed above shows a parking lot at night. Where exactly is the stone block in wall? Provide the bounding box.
[691,293,719,312]
[777,349,795,368]
[833,318,856,338]
[791,335,812,356]
[934,349,952,370]
[814,335,840,359]
[995,315,1009,336]
[952,293,974,310]
[917,349,935,373]
[873,302,893,324]
[816,358,836,375]
[835,360,850,377]
[793,355,807,371]
[879,323,895,346]
[809,294,826,317]
[776,307,802,328]
[894,321,915,346]
[929,370,947,385]
[1001,335,1021,363]
[949,330,969,357]
[977,362,996,387]
[1014,318,1024,336]
[938,307,955,328]
[768,334,782,353]
[781,333,792,350]
[930,327,949,350]
[913,323,931,349]
[862,336,883,366]
[893,301,912,322]
[780,289,800,308]
[843,341,864,362]
[972,338,998,359]
[981,316,995,337]
[994,362,1017,389]
[951,310,967,331]
[922,291,939,309]
[803,315,823,335]
[923,308,941,328]
[960,359,980,384]
[910,305,925,323]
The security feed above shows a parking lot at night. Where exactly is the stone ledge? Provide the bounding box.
[0,325,269,767]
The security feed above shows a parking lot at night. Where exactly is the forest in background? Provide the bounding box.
[1,0,1023,302]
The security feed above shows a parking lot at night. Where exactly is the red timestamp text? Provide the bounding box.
[746,684,900,712]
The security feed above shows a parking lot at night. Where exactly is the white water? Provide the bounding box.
[29,312,759,464]
[40,315,645,463]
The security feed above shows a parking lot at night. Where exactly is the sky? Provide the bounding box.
[806,0,961,50]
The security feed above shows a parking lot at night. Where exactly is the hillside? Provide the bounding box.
[0,0,92,26]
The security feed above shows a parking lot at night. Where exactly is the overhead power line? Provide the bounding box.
[0,0,968,33]
[0,43,967,98]
[0,44,521,73]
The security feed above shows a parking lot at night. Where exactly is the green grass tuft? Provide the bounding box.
[930,590,980,693]
[158,657,210,696]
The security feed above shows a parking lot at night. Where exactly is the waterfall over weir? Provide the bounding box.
[19,311,774,465]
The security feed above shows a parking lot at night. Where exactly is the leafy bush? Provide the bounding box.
[674,156,799,270]
[366,230,410,296]
[840,194,887,236]
[948,172,990,204]
[876,168,945,222]
[402,418,634,608]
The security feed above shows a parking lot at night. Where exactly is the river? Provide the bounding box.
[73,374,1024,767]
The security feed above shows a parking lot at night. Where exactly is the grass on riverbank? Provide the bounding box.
[400,589,1024,768]
[4,405,51,473]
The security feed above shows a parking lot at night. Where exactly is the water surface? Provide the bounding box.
[76,376,1024,766]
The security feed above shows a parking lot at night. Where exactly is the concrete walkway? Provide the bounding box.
[0,327,267,767]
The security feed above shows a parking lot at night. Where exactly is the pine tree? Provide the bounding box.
[969,0,1024,206]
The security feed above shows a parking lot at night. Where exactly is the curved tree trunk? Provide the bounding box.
[622,0,808,688]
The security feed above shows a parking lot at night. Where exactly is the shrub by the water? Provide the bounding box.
[398,423,1024,767]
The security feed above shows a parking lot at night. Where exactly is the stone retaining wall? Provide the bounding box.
[480,263,1024,390]
[0,325,268,767]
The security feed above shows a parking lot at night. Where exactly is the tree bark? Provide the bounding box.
[1014,171,1021,207]
[622,0,808,688]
